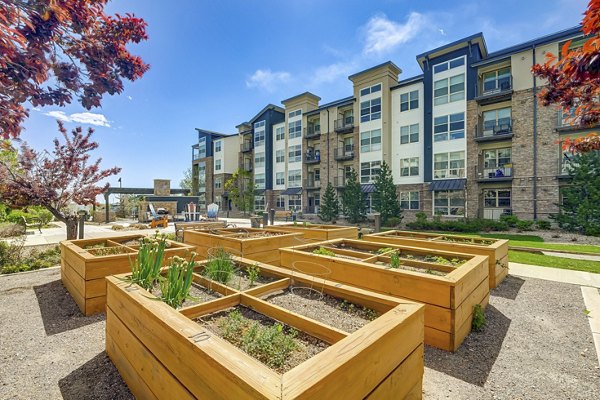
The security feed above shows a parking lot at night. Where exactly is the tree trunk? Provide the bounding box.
[65,216,78,240]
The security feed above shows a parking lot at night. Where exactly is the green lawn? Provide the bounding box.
[508,250,600,274]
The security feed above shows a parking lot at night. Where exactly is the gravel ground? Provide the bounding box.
[509,229,600,245]
[0,268,598,399]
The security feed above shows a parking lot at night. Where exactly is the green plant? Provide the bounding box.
[111,224,125,230]
[204,248,236,284]
[472,304,486,331]
[318,182,340,222]
[384,217,402,227]
[516,220,535,231]
[536,220,552,230]
[373,161,403,226]
[312,247,336,257]
[389,251,401,269]
[340,169,366,223]
[128,236,168,290]
[376,247,394,254]
[499,214,520,228]
[158,255,196,309]
[247,264,260,287]
[415,211,428,224]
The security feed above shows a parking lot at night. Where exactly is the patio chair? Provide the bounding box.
[148,203,168,229]
[207,203,219,221]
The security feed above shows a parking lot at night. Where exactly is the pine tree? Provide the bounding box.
[553,151,600,235]
[318,182,339,222]
[224,168,255,216]
[373,161,402,226]
[340,169,366,223]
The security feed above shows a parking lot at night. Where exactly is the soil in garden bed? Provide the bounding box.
[87,246,135,256]
[326,243,380,254]
[196,305,329,373]
[151,282,222,308]
[434,236,495,246]
[262,287,378,333]
[394,252,466,266]
[225,269,277,291]
[373,261,448,276]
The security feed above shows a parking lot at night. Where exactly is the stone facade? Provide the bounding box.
[153,179,171,196]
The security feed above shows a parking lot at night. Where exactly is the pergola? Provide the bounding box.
[103,187,190,223]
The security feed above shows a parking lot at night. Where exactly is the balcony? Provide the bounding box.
[433,169,465,180]
[304,125,321,139]
[474,122,513,142]
[334,146,355,161]
[334,116,355,134]
[334,176,347,188]
[475,76,513,104]
[304,151,321,164]
[477,163,514,182]
[243,161,253,172]
[303,178,321,190]
[240,142,253,153]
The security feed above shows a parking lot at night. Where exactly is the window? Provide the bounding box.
[276,196,285,208]
[214,177,222,189]
[400,157,419,176]
[360,98,381,122]
[276,172,285,186]
[483,107,512,135]
[365,193,374,214]
[215,159,221,171]
[343,137,354,152]
[254,195,265,211]
[198,162,206,190]
[400,191,420,210]
[288,195,301,210]
[215,140,222,153]
[433,57,465,74]
[276,149,285,163]
[484,189,511,208]
[254,152,265,168]
[400,124,419,144]
[434,74,465,105]
[288,120,302,139]
[434,113,465,142]
[483,148,512,169]
[198,137,206,158]
[254,173,265,189]
[288,169,301,187]
[288,145,302,163]
[254,121,266,147]
[434,190,465,216]
[198,193,206,210]
[314,169,320,181]
[400,90,419,112]
[361,161,381,183]
[275,126,285,141]
[482,67,511,93]
[434,151,465,179]
[288,109,301,118]
[360,83,381,97]
[360,129,381,153]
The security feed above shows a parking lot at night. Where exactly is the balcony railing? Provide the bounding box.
[334,176,348,188]
[334,146,355,161]
[474,121,513,141]
[304,126,321,139]
[477,163,514,181]
[476,76,513,103]
[334,116,355,133]
[240,142,253,152]
[303,178,321,189]
[433,168,465,180]
[304,152,321,164]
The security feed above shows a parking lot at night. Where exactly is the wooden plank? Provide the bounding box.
[61,265,86,314]
[61,258,86,299]
[424,326,453,352]
[449,256,489,308]
[85,295,106,315]
[86,277,106,299]
[240,294,348,344]
[453,293,490,351]
[366,344,424,400]
[179,294,241,319]
[453,278,489,334]
[61,246,88,279]
[243,278,291,297]
[106,309,195,400]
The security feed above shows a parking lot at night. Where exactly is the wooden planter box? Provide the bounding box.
[60,234,195,316]
[279,239,489,352]
[183,228,303,266]
[364,230,509,289]
[105,258,425,399]
[272,223,358,242]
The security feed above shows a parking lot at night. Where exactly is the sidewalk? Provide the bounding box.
[509,262,600,288]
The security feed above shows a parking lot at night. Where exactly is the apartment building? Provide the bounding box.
[191,25,593,220]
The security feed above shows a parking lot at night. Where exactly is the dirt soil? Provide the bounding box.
[150,282,222,308]
[225,269,277,291]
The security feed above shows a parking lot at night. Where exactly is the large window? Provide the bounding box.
[198,162,206,191]
[276,149,285,163]
[254,120,266,147]
[198,137,206,158]
[288,109,301,118]
[361,161,381,183]
[214,140,222,153]
[482,67,511,93]
[214,177,222,189]
[288,169,301,187]
[360,98,381,122]
[434,190,465,216]
[400,90,419,112]
[288,195,301,210]
[275,126,285,141]
[400,157,419,177]
[215,159,221,171]
[365,193,374,214]
[360,83,381,96]
[254,195,265,211]
[276,196,285,208]
[360,129,381,153]
[400,191,420,210]
[276,172,285,186]
[434,74,465,105]
[433,57,465,74]
[434,151,465,179]
[254,152,265,168]
[483,148,512,169]
[288,145,302,163]
[254,173,265,189]
[400,123,419,144]
[434,112,465,142]
[288,120,302,139]
[483,107,512,135]
[484,189,511,208]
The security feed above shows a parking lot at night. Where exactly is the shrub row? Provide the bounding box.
[406,212,552,233]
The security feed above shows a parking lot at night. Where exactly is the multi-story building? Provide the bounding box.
[191,25,594,220]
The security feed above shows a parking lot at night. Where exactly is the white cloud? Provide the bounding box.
[246,69,291,92]
[363,13,426,55]
[44,110,111,127]
[127,96,133,101]
[309,61,358,87]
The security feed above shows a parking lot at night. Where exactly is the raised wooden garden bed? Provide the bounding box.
[271,223,358,242]
[60,234,195,316]
[279,239,489,352]
[364,230,509,289]
[106,258,425,399]
[183,228,303,266]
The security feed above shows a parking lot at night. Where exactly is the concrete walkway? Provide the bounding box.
[541,251,600,262]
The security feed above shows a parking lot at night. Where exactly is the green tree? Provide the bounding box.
[373,161,402,226]
[318,182,339,222]
[180,167,193,191]
[553,151,600,235]
[340,169,366,223]
[224,168,255,216]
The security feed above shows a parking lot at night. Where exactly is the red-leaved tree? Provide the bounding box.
[0,0,149,139]
[0,122,120,239]
[532,0,600,153]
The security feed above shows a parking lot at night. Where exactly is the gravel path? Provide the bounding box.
[0,268,598,399]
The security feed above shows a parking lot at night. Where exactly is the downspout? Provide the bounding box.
[327,108,330,185]
[532,45,538,220]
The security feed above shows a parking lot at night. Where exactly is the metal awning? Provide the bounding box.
[429,179,466,191]
[281,187,302,195]
[361,184,376,193]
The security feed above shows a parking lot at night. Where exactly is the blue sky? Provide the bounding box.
[21,0,586,190]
